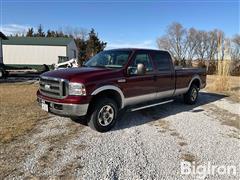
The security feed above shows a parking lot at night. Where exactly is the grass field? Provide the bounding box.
[206,75,240,101]
[0,83,48,143]
[0,75,239,143]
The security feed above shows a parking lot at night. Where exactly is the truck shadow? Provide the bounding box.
[113,92,227,131]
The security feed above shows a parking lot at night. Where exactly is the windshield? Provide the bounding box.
[85,50,132,69]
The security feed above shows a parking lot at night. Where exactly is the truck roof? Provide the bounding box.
[106,48,169,53]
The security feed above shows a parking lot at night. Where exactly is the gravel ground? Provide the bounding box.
[0,91,239,179]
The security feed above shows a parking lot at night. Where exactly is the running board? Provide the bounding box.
[130,99,174,112]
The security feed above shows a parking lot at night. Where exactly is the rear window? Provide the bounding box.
[152,52,171,71]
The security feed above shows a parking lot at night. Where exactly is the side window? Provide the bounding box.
[129,53,153,75]
[153,52,171,71]
[115,54,129,66]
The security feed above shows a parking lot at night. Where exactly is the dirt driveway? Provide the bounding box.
[0,91,239,179]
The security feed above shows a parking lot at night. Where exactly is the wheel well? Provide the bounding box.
[191,79,200,89]
[88,90,122,113]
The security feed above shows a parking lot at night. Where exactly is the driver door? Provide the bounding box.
[121,51,157,106]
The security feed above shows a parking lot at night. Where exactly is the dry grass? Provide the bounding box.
[206,59,240,101]
[0,83,48,143]
[206,74,240,101]
[209,60,231,92]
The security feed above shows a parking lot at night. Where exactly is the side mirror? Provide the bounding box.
[137,63,146,75]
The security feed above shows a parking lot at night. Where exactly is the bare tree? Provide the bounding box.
[232,34,240,45]
[206,30,218,61]
[186,28,198,60]
[157,35,175,58]
[216,31,225,61]
[195,30,210,60]
[156,22,240,75]
[62,26,88,39]
[157,22,188,62]
[79,29,88,41]
[158,26,225,62]
[231,34,240,60]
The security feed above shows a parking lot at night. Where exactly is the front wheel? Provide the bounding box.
[0,69,5,79]
[183,84,199,105]
[88,98,118,132]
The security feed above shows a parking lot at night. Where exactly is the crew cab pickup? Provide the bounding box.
[37,48,206,132]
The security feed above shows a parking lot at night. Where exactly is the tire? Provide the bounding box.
[0,69,5,79]
[88,97,118,132]
[183,84,199,105]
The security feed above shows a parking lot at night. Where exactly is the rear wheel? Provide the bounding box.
[88,98,118,132]
[183,84,199,105]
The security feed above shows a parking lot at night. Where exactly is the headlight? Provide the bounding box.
[68,82,86,96]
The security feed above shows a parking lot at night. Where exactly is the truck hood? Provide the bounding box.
[41,67,121,83]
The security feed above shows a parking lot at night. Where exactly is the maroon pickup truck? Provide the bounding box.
[37,48,206,132]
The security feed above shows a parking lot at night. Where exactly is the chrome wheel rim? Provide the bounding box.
[98,105,114,126]
[191,88,198,101]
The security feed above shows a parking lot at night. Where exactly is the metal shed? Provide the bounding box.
[2,37,78,65]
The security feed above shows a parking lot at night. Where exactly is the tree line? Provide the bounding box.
[16,24,107,63]
[157,22,240,66]
[9,23,240,71]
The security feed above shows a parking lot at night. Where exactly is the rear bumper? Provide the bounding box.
[37,97,89,117]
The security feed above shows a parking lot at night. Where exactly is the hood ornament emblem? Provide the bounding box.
[45,84,51,89]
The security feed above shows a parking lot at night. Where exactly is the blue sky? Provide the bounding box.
[1,0,239,49]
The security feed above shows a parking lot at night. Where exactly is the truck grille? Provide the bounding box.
[39,76,67,99]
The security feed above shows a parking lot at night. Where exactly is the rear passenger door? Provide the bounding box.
[151,51,175,99]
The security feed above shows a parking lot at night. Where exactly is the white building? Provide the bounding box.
[2,37,78,65]
[0,32,8,65]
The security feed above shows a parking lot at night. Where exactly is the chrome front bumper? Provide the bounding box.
[37,97,89,117]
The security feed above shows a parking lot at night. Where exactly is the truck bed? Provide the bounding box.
[175,67,206,90]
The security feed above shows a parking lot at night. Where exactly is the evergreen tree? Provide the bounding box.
[46,30,57,37]
[56,31,65,37]
[75,38,87,64]
[35,24,45,37]
[46,30,52,37]
[26,28,34,37]
[85,28,107,59]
